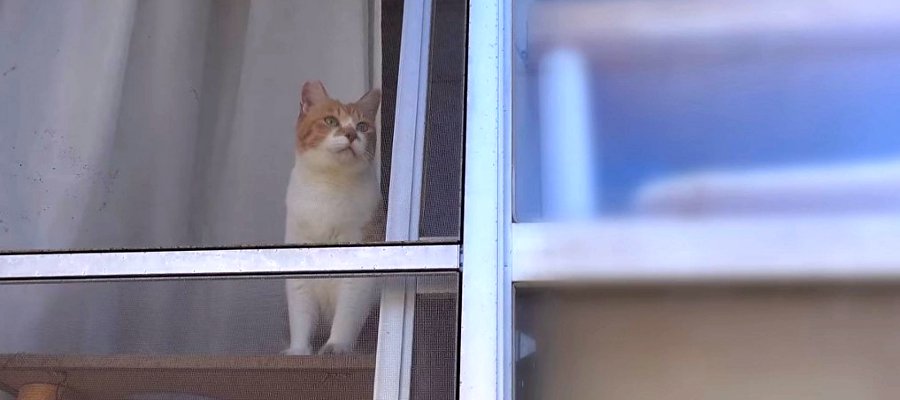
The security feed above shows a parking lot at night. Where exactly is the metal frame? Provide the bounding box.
[385,0,433,241]
[369,0,384,177]
[373,276,419,400]
[0,244,458,280]
[459,1,512,400]
[374,0,436,398]
[511,215,900,284]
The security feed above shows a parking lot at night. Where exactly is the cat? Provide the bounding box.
[283,80,384,355]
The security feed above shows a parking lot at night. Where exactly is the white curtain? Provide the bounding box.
[0,0,372,360]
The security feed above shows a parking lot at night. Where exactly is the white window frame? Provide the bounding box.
[459,0,512,400]
[0,245,458,280]
[489,0,900,399]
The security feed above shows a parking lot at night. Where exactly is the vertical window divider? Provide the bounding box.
[459,1,512,400]
[374,0,435,399]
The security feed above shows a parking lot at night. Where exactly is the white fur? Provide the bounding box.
[283,128,381,355]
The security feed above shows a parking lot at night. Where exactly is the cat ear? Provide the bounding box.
[354,88,382,121]
[301,80,330,115]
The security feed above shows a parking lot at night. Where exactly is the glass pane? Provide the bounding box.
[515,285,900,399]
[1,0,465,252]
[0,272,458,400]
[513,0,900,221]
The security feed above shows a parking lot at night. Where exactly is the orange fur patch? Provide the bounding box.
[295,101,375,154]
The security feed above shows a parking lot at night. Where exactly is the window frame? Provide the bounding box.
[0,0,449,279]
[458,1,513,400]
[0,244,459,280]
[8,0,900,397]
[502,0,900,398]
[510,216,900,285]
[0,1,470,400]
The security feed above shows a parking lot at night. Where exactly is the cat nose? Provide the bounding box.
[343,129,358,142]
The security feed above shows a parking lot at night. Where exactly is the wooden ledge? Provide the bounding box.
[0,353,375,400]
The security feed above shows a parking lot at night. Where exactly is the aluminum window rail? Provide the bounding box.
[459,0,512,400]
[0,244,459,280]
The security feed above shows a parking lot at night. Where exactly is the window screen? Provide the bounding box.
[0,0,466,251]
[380,0,466,240]
[0,273,458,400]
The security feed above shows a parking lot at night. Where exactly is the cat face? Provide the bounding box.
[295,81,381,172]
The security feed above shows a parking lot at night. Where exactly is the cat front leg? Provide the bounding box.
[320,277,377,354]
[283,279,319,356]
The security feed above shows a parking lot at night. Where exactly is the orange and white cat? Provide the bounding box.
[284,81,384,355]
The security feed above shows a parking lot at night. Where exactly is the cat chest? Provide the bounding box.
[286,179,379,231]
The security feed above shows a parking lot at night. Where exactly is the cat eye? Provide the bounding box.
[324,116,339,127]
[356,122,369,132]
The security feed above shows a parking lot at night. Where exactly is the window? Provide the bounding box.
[1,1,462,252]
[0,273,458,399]
[0,0,467,399]
[508,0,900,398]
[514,0,900,222]
[16,0,900,399]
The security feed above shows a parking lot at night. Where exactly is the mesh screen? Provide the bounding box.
[380,0,404,240]
[380,0,466,240]
[0,273,458,400]
[419,0,466,239]
[1,0,465,252]
[516,285,900,400]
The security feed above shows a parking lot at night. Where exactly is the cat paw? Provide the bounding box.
[281,346,313,356]
[318,341,353,355]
